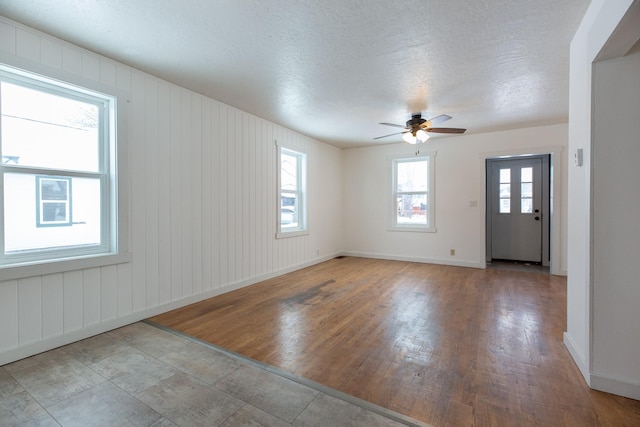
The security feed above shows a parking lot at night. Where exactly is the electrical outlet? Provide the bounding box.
[450,249,455,256]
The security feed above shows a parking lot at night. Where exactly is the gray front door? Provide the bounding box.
[489,157,543,262]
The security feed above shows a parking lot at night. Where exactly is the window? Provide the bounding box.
[0,64,119,267]
[277,144,307,237]
[390,153,435,232]
[520,167,533,213]
[37,176,72,227]
[499,168,511,213]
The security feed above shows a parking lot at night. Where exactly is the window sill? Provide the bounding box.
[276,230,310,239]
[387,226,437,233]
[0,252,132,282]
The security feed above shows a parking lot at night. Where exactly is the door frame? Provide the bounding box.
[478,146,564,275]
[486,154,550,265]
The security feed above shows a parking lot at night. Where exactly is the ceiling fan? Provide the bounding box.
[374,113,466,144]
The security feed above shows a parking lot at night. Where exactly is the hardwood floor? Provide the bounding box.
[150,257,640,427]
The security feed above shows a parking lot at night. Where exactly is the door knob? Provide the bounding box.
[534,216,540,221]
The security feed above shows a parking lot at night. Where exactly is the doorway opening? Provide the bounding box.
[486,154,551,271]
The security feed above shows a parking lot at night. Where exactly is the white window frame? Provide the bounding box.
[276,142,308,238]
[388,151,436,233]
[0,62,129,279]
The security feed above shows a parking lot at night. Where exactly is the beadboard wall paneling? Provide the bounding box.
[0,17,344,364]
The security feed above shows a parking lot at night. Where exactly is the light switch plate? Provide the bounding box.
[574,148,583,167]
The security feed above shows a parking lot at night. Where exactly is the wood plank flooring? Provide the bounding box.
[150,257,640,427]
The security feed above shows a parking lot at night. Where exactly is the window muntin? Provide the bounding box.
[391,153,435,232]
[277,146,307,236]
[0,65,116,266]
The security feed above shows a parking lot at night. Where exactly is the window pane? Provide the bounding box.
[40,178,69,201]
[280,152,298,191]
[396,194,427,225]
[396,160,427,192]
[278,147,306,234]
[520,168,534,213]
[521,198,533,213]
[499,183,510,198]
[500,199,511,213]
[1,82,100,172]
[42,203,67,222]
[280,192,298,229]
[499,168,510,183]
[4,173,101,253]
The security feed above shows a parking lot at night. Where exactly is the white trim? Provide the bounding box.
[0,252,132,281]
[388,151,436,233]
[0,57,130,276]
[563,331,590,385]
[276,142,308,238]
[276,230,310,239]
[341,251,483,269]
[386,226,437,233]
[590,373,640,401]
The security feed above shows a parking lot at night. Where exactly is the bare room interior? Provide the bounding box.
[1,1,639,426]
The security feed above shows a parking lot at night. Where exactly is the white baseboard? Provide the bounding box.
[340,251,483,269]
[591,373,640,401]
[563,332,590,385]
[553,267,568,276]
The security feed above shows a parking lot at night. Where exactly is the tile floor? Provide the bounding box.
[0,322,431,427]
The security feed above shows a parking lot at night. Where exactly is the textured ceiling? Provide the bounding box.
[0,0,589,148]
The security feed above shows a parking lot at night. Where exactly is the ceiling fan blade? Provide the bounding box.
[379,122,408,129]
[424,127,466,134]
[373,131,408,140]
[424,114,452,127]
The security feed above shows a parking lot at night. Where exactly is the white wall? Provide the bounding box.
[342,124,568,273]
[0,17,344,365]
[591,44,640,397]
[565,0,640,400]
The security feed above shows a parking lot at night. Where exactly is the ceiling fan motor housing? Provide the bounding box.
[407,114,426,133]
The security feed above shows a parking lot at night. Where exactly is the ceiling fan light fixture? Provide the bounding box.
[403,132,418,144]
[416,129,430,142]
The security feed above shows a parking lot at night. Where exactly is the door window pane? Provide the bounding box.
[499,168,511,213]
[499,168,510,183]
[499,183,511,198]
[500,199,511,214]
[521,167,533,214]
